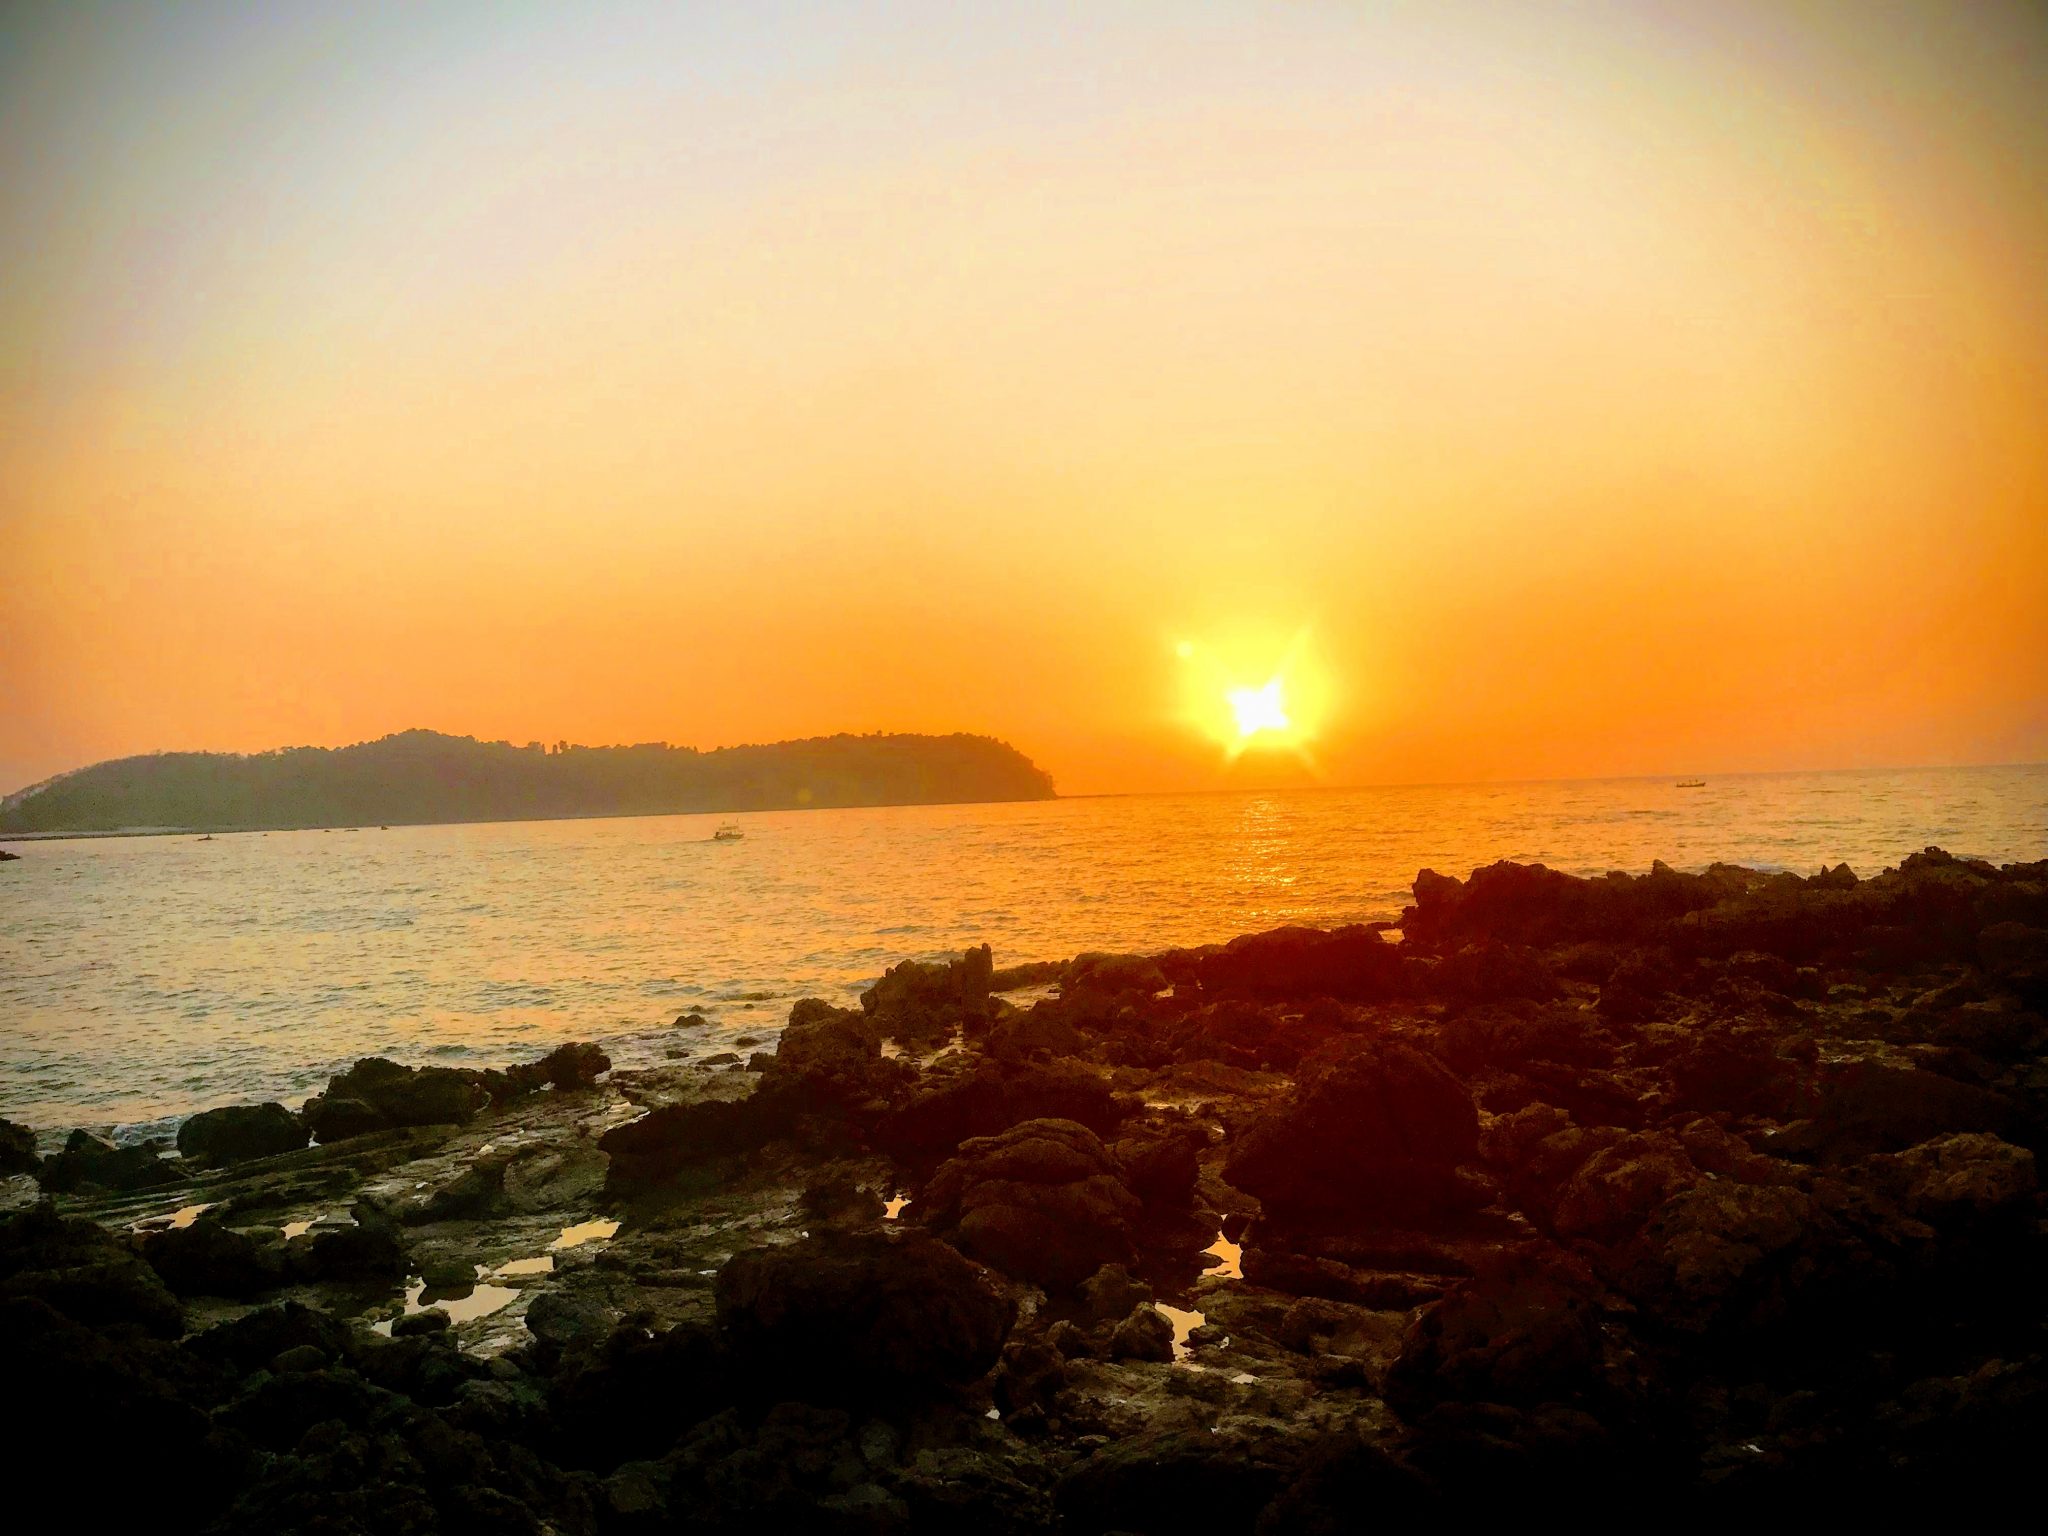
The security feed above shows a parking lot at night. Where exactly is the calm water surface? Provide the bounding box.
[3,765,2043,1139]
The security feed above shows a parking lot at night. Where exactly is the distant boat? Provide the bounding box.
[712,824,744,842]
[196,834,215,841]
[1676,780,1706,789]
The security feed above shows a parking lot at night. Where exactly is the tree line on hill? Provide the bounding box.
[0,729,1057,833]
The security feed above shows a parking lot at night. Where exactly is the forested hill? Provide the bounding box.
[0,730,1057,834]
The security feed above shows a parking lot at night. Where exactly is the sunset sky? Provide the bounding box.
[3,0,2044,796]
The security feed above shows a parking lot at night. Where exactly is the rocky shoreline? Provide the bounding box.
[5,846,2047,1530]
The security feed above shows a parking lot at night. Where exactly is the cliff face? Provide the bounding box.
[0,729,1056,833]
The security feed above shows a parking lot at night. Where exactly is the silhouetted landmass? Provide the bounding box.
[0,728,1056,833]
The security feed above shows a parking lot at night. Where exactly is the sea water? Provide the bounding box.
[2,764,2042,1138]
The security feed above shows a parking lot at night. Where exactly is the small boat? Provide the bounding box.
[196,834,215,841]
[711,824,744,842]
[1675,780,1706,789]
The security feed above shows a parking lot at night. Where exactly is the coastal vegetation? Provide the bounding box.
[0,729,1056,834]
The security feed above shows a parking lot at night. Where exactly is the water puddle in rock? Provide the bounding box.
[493,1255,555,1278]
[1155,1303,1205,1363]
[135,1202,212,1232]
[281,1219,313,1239]
[1200,1231,1243,1280]
[883,1195,911,1221]
[373,1276,521,1335]
[551,1218,619,1250]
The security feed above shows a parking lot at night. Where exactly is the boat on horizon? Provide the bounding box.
[1676,779,1706,789]
[711,823,744,842]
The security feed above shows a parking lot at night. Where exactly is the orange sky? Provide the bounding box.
[3,1,2045,796]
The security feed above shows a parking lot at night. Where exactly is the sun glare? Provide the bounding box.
[1228,679,1290,738]
[1173,626,1335,773]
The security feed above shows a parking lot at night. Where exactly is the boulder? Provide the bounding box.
[1980,922,2048,1004]
[0,1296,228,1529]
[1804,1060,2011,1158]
[294,1205,408,1282]
[1547,1132,1703,1242]
[1055,1427,1292,1536]
[1224,1041,1484,1224]
[36,1130,184,1194]
[144,1216,283,1297]
[600,1096,789,1192]
[1390,1256,1610,1408]
[1195,924,1405,1001]
[879,1058,1129,1158]
[301,1057,487,1142]
[862,945,995,1041]
[1065,951,1169,997]
[1079,1262,1152,1322]
[919,1117,1143,1290]
[188,1300,353,1371]
[1108,1304,1173,1362]
[471,1040,611,1103]
[1860,1132,2037,1230]
[714,1230,1013,1392]
[0,1200,183,1335]
[1112,1125,1202,1207]
[175,1101,307,1163]
[0,1117,38,1176]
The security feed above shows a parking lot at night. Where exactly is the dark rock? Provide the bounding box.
[405,1159,511,1223]
[0,1200,183,1335]
[1112,1124,1203,1207]
[1432,943,1562,1004]
[301,1056,487,1141]
[392,1306,451,1336]
[1079,1262,1152,1322]
[1224,1040,1484,1224]
[987,1007,1084,1061]
[800,1174,885,1231]
[862,944,995,1041]
[1260,1437,1435,1530]
[473,1040,612,1103]
[0,1297,229,1529]
[919,1117,1143,1289]
[1666,1024,1801,1117]
[175,1100,308,1162]
[714,1229,1013,1393]
[1434,1002,1616,1076]
[525,1289,616,1356]
[1065,951,1169,996]
[190,1300,353,1371]
[1404,859,1732,950]
[144,1215,283,1297]
[270,1342,328,1372]
[1241,1248,1447,1309]
[36,1129,184,1194]
[1195,924,1405,1001]
[1980,921,2048,1004]
[879,1058,1129,1157]
[295,1204,408,1282]
[1389,1256,1610,1409]
[0,1117,39,1176]
[550,1320,736,1469]
[1803,1059,2011,1158]
[599,1092,798,1192]
[1056,1428,1291,1536]
[1859,1132,2037,1231]
[1109,1303,1174,1362]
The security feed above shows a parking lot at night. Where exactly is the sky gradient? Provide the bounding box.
[4,0,2045,796]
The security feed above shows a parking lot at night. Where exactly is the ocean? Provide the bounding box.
[3,763,2043,1141]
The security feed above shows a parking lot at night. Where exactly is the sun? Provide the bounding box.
[1172,625,1337,772]
[1227,678,1290,739]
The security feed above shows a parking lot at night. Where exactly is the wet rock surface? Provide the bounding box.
[10,847,2048,1529]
